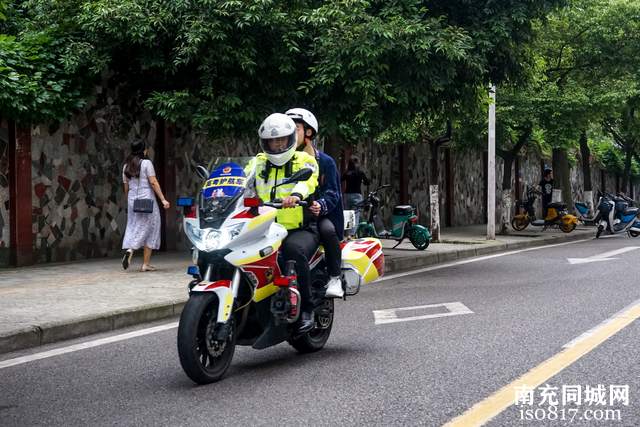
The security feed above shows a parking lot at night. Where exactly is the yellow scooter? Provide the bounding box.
[511,187,578,233]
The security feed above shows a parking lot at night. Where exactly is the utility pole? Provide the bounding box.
[487,85,496,240]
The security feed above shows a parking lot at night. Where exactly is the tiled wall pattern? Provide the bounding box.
[29,74,156,263]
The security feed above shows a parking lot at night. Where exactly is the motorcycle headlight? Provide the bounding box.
[185,222,244,252]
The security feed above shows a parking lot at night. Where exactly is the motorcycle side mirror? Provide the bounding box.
[285,167,313,184]
[196,165,210,180]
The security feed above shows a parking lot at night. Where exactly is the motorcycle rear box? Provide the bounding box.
[393,205,413,216]
[341,238,385,287]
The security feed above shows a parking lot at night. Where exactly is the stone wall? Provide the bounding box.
[28,75,155,263]
[2,79,640,266]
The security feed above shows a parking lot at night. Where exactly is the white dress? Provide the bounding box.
[122,159,161,250]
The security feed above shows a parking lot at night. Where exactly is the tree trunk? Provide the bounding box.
[324,133,341,167]
[551,148,572,212]
[621,142,634,194]
[551,148,562,203]
[429,142,441,241]
[499,155,513,235]
[579,130,594,215]
[430,185,440,242]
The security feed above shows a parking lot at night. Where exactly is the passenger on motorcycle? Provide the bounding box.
[246,113,320,334]
[286,108,344,298]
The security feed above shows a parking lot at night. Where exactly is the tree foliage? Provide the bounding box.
[0,2,94,124]
[1,0,567,139]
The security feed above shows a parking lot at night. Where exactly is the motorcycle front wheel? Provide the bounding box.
[511,216,529,231]
[177,293,237,384]
[596,224,604,238]
[409,228,430,250]
[290,271,334,353]
[630,230,640,238]
[559,218,576,233]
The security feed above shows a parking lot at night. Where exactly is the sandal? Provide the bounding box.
[141,265,155,272]
[122,249,133,270]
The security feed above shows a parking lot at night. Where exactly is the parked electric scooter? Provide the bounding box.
[511,187,578,232]
[355,184,431,250]
[596,192,640,238]
[574,192,602,225]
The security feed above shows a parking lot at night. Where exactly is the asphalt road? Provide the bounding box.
[2,235,640,426]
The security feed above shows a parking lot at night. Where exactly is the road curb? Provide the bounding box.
[0,301,187,355]
[0,230,594,356]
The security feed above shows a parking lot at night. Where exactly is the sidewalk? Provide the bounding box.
[0,224,596,355]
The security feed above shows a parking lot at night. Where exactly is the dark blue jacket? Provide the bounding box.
[314,149,344,235]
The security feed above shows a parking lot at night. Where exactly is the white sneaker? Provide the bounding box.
[325,276,344,298]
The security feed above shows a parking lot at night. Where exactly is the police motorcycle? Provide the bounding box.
[595,192,640,238]
[355,184,431,250]
[176,158,385,384]
[511,187,578,232]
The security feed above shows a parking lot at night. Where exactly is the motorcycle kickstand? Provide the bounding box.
[392,238,405,249]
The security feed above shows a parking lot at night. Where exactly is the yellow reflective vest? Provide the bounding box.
[245,152,319,230]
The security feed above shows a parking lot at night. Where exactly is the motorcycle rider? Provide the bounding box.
[246,113,320,334]
[286,108,344,298]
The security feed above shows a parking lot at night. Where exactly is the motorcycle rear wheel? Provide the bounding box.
[177,293,237,384]
[630,230,640,238]
[596,225,604,238]
[511,217,528,231]
[290,271,334,353]
[408,228,430,250]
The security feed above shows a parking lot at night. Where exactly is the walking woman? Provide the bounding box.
[341,155,370,239]
[122,138,170,271]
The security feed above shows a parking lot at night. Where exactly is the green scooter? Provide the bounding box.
[355,184,431,250]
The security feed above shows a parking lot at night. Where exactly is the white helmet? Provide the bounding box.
[285,108,318,139]
[258,113,298,166]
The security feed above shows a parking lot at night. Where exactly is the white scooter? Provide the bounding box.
[596,192,640,238]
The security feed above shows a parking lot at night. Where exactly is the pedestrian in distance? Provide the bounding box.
[286,107,345,298]
[341,155,370,239]
[122,138,170,272]
[536,169,553,219]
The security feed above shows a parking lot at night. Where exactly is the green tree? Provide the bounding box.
[4,0,566,150]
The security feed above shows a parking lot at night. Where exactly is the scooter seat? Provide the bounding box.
[623,207,639,216]
[547,202,565,209]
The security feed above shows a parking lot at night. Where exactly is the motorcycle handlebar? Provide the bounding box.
[264,200,308,208]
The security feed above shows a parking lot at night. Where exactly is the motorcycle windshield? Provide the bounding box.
[200,157,257,225]
[203,163,247,199]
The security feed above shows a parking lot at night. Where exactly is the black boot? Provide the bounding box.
[294,312,314,335]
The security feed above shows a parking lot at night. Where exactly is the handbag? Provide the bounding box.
[132,177,154,213]
[133,198,154,213]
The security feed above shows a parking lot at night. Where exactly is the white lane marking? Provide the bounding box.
[373,302,473,325]
[0,322,178,369]
[378,239,590,283]
[567,246,640,264]
[562,298,640,348]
